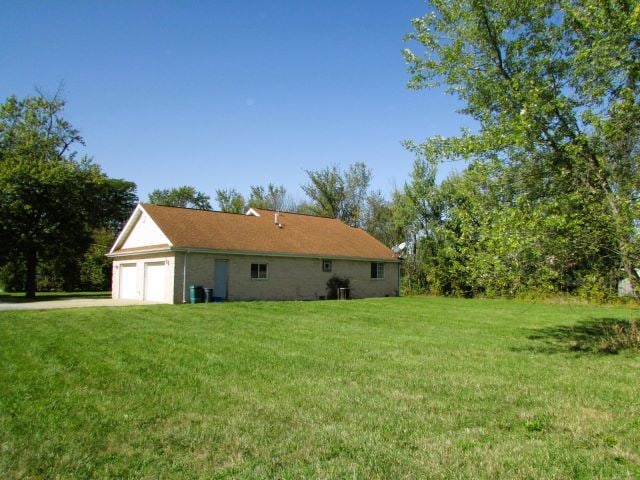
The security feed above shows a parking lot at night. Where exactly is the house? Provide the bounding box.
[107,203,401,303]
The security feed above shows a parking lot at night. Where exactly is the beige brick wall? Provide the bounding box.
[171,252,399,302]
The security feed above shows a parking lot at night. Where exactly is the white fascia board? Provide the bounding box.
[109,204,145,254]
[169,246,401,263]
[106,246,174,258]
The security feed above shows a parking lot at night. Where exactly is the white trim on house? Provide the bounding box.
[109,204,173,254]
[245,208,261,217]
[107,245,400,263]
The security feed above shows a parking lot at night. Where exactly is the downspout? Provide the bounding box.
[397,261,401,297]
[182,250,189,303]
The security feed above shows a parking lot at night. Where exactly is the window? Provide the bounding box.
[251,263,268,279]
[371,262,384,279]
[322,259,332,272]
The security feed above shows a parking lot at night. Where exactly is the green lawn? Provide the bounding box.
[0,297,638,479]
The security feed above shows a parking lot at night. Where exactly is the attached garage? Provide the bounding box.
[113,258,173,303]
[119,263,138,299]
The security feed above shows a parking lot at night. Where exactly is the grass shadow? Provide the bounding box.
[0,291,110,304]
[521,317,640,355]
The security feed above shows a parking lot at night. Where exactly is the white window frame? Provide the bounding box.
[251,263,268,280]
[371,262,384,280]
[322,259,332,272]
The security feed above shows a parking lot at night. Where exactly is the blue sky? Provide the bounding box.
[1,0,469,206]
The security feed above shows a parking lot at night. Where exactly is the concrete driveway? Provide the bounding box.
[0,298,156,311]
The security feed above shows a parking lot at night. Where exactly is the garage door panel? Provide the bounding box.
[144,262,166,302]
[119,264,137,299]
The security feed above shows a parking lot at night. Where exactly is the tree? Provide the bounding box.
[247,183,290,211]
[215,188,246,213]
[404,0,640,296]
[302,162,372,226]
[362,191,403,247]
[0,94,138,297]
[148,185,211,210]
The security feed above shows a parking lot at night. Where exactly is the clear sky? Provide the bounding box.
[1,0,469,206]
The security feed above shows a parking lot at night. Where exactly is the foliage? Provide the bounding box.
[301,162,400,246]
[247,183,289,211]
[1,298,638,478]
[302,162,372,227]
[148,185,211,210]
[362,191,405,248]
[400,0,640,298]
[0,94,137,297]
[600,319,640,353]
[215,188,246,213]
[79,228,119,291]
[325,275,350,300]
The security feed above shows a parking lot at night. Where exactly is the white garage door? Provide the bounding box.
[144,262,166,302]
[119,264,137,299]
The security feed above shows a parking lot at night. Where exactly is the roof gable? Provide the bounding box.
[110,204,172,253]
[111,204,397,261]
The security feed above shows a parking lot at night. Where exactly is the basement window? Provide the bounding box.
[371,262,384,279]
[251,263,268,279]
[322,259,332,272]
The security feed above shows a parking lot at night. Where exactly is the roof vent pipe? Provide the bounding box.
[275,211,283,228]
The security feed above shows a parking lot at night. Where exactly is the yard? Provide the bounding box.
[0,297,638,479]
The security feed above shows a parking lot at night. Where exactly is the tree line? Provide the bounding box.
[2,0,637,299]
[397,0,639,299]
[147,162,400,248]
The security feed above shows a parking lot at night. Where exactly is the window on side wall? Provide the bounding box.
[322,259,332,272]
[251,263,268,279]
[370,262,384,279]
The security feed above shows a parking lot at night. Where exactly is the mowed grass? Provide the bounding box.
[0,297,638,479]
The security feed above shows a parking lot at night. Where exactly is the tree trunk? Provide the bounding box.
[25,248,37,299]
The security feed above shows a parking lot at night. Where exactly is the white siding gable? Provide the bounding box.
[121,211,171,249]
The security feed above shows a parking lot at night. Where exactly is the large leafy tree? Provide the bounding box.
[247,183,290,211]
[404,0,640,295]
[215,188,246,213]
[0,94,137,297]
[302,162,372,227]
[148,185,211,210]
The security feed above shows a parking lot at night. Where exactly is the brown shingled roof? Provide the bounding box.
[129,203,398,261]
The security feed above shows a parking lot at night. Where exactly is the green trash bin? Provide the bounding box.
[189,285,204,304]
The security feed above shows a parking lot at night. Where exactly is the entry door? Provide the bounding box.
[119,264,137,299]
[214,260,228,299]
[144,262,166,302]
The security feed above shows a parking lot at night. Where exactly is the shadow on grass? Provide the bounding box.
[0,292,110,304]
[521,317,640,355]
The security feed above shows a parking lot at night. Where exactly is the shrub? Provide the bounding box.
[326,275,350,300]
[599,320,640,354]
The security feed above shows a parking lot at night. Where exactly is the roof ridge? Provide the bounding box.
[143,202,338,221]
[142,202,248,217]
[251,207,336,220]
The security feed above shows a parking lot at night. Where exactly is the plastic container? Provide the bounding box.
[189,285,204,304]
